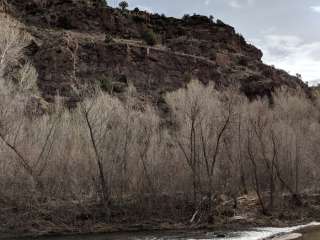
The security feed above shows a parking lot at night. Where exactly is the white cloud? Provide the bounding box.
[261,26,277,35]
[247,0,256,6]
[251,35,320,85]
[311,6,320,13]
[136,5,154,13]
[204,0,212,6]
[227,0,256,9]
[229,0,242,8]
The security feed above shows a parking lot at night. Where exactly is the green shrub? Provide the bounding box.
[142,29,157,46]
[216,19,226,26]
[182,14,190,21]
[97,0,108,7]
[98,75,113,93]
[132,15,145,23]
[133,7,140,13]
[209,15,214,23]
[104,33,114,44]
[183,72,192,82]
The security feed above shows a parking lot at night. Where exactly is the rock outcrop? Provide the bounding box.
[1,0,309,108]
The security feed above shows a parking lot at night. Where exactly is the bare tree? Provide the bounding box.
[199,96,232,219]
[247,125,267,214]
[166,80,215,209]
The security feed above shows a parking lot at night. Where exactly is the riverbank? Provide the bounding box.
[2,193,320,239]
[3,222,320,240]
[270,224,320,240]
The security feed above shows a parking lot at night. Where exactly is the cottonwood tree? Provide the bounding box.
[117,87,140,200]
[199,91,234,219]
[0,16,62,195]
[246,123,267,214]
[166,80,235,221]
[64,34,110,207]
[233,96,250,195]
[65,34,144,213]
[215,89,248,208]
[271,89,316,205]
[166,80,212,209]
[248,102,277,210]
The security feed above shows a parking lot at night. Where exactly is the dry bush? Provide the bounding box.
[2,16,320,223]
[0,15,29,76]
[1,71,320,221]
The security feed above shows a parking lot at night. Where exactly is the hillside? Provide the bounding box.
[0,0,309,109]
[2,0,320,237]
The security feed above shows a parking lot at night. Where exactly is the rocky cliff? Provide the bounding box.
[0,0,309,109]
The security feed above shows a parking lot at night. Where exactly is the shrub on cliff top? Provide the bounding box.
[133,7,140,13]
[119,1,128,11]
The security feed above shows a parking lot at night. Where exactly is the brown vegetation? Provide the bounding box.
[1,8,320,237]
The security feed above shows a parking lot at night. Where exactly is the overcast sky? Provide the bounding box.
[110,0,320,85]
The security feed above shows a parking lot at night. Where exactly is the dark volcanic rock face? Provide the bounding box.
[1,0,309,107]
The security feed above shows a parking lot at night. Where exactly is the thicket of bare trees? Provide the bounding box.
[1,15,320,225]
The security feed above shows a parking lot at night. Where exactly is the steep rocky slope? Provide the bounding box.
[1,0,309,108]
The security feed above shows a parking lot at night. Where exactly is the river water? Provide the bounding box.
[10,222,320,240]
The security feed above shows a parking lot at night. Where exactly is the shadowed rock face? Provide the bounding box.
[1,0,309,108]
